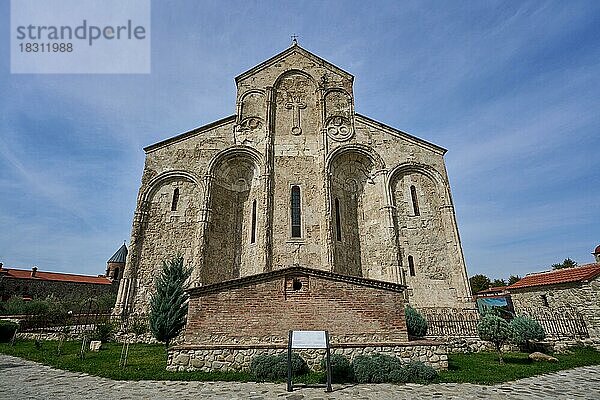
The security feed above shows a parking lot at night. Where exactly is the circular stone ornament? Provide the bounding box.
[326,116,353,141]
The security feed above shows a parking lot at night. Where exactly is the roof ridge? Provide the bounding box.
[188,266,406,296]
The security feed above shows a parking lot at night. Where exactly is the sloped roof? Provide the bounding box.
[188,265,406,296]
[144,115,236,153]
[355,114,447,154]
[508,263,600,290]
[235,43,353,83]
[1,268,112,285]
[107,243,128,263]
[475,286,508,295]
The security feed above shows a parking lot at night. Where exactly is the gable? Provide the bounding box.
[187,266,406,296]
[235,44,353,84]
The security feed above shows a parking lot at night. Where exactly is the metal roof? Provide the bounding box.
[107,243,128,263]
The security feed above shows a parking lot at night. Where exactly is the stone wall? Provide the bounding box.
[0,277,116,303]
[167,341,448,372]
[511,279,600,338]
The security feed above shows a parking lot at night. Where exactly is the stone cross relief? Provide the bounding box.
[285,95,307,135]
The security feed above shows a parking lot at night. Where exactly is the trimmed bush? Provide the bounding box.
[320,354,353,383]
[402,360,438,382]
[405,306,428,337]
[0,320,18,342]
[250,353,308,381]
[510,315,545,351]
[478,314,513,363]
[352,354,403,383]
[353,354,438,384]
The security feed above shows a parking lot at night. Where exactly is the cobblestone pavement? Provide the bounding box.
[2,354,600,399]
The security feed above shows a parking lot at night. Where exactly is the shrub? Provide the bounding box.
[352,354,403,383]
[510,315,545,350]
[130,317,149,336]
[320,354,352,383]
[250,353,308,381]
[3,297,49,316]
[477,314,513,363]
[405,306,428,337]
[353,354,438,384]
[0,320,18,342]
[92,322,116,342]
[402,360,438,382]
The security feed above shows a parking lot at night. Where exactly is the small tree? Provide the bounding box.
[405,306,428,337]
[510,315,545,351]
[551,258,578,270]
[490,279,507,287]
[148,256,192,349]
[477,314,512,363]
[508,275,521,285]
[469,274,491,294]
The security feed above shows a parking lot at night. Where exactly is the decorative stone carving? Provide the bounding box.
[277,73,312,136]
[326,115,352,141]
[325,90,353,141]
[236,117,263,133]
[285,96,307,135]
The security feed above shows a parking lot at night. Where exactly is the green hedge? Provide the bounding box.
[320,354,353,383]
[353,353,437,383]
[250,353,308,381]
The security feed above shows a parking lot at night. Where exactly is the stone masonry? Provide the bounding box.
[114,44,472,316]
[167,343,448,372]
[511,278,600,338]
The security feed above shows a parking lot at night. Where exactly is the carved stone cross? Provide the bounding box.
[285,95,307,135]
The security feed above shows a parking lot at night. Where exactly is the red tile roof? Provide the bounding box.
[1,267,112,285]
[475,286,508,295]
[508,263,600,290]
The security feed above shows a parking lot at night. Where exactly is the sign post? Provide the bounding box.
[287,330,332,392]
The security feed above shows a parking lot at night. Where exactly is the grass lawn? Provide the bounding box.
[437,347,600,384]
[1,340,600,384]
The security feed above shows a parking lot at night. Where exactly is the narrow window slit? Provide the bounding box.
[408,255,416,277]
[251,199,257,244]
[291,186,301,238]
[335,198,342,241]
[171,188,180,211]
[410,185,420,216]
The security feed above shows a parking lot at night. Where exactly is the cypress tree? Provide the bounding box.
[148,256,192,349]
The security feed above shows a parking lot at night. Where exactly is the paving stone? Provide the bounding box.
[1,354,600,399]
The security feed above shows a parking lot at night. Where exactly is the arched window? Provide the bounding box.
[251,199,257,244]
[408,255,416,277]
[291,186,301,238]
[410,185,420,216]
[335,198,342,241]
[171,188,180,211]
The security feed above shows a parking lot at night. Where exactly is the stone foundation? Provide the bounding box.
[167,341,448,372]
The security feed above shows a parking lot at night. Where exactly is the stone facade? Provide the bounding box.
[114,44,472,316]
[510,279,600,338]
[167,342,449,372]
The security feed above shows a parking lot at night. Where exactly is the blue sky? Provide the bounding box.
[1,1,599,280]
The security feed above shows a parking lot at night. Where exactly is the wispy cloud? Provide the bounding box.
[1,0,598,279]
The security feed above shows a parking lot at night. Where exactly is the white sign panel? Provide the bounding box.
[291,330,327,349]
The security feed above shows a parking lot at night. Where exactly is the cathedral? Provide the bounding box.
[114,44,472,319]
